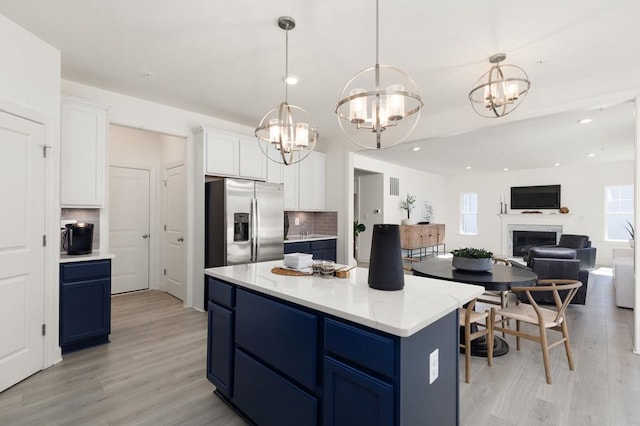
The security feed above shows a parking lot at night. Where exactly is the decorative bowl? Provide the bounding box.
[451,256,493,272]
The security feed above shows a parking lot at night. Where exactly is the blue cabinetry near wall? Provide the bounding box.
[284,238,336,262]
[59,259,111,353]
[206,278,235,398]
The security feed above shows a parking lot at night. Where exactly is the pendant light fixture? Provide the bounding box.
[255,16,318,165]
[468,53,531,118]
[335,0,423,150]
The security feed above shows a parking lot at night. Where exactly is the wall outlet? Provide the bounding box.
[294,217,300,225]
[429,348,439,384]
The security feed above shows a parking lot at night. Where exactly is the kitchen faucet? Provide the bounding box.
[302,220,310,237]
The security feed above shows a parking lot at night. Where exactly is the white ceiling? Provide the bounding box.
[1,0,638,175]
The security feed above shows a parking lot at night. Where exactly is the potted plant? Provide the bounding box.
[624,219,634,248]
[399,193,416,224]
[450,247,494,272]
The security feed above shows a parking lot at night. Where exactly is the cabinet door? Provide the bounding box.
[60,98,107,207]
[424,225,438,247]
[324,357,394,426]
[284,241,311,254]
[238,137,267,181]
[205,131,239,176]
[60,278,111,346]
[207,301,234,397]
[298,152,325,210]
[282,161,299,210]
[436,224,445,245]
[265,144,284,184]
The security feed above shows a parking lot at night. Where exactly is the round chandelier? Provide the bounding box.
[255,16,318,165]
[335,0,423,150]
[468,53,531,118]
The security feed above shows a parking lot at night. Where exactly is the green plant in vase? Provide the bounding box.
[624,219,634,248]
[399,193,416,224]
[353,220,366,259]
[450,247,494,271]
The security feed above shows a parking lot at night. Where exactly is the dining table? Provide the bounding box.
[411,258,538,356]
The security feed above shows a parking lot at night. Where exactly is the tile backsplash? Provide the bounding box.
[60,208,100,251]
[285,211,337,239]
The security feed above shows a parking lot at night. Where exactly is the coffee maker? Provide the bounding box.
[63,223,94,255]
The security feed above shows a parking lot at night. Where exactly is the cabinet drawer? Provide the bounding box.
[234,349,317,426]
[284,241,311,254]
[207,277,235,308]
[325,318,395,378]
[236,289,318,390]
[60,259,110,282]
[311,239,335,250]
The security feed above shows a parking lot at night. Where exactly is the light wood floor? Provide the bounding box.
[0,270,638,425]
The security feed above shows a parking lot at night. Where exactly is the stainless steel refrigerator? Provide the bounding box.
[205,178,284,270]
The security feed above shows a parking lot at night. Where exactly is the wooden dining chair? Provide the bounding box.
[459,298,493,383]
[478,257,512,309]
[491,279,583,384]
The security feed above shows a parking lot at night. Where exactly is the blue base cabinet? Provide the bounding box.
[205,275,459,425]
[59,259,111,353]
[283,238,336,262]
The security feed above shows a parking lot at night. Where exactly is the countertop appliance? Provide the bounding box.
[63,222,94,255]
[205,177,284,272]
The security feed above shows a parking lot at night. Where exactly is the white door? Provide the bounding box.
[109,166,150,294]
[164,164,186,301]
[0,111,45,392]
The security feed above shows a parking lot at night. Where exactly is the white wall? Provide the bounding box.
[444,160,634,265]
[0,14,61,368]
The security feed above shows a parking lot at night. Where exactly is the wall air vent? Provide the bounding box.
[390,177,399,196]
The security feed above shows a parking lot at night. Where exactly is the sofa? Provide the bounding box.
[554,234,597,270]
[517,246,589,305]
[612,248,634,309]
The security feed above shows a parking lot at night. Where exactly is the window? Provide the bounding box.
[461,192,478,235]
[605,185,634,240]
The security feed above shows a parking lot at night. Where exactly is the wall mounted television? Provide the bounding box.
[510,185,561,210]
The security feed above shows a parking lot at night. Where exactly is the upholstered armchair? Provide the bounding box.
[521,246,589,305]
[555,234,596,270]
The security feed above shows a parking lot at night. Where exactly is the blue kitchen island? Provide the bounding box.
[204,261,483,426]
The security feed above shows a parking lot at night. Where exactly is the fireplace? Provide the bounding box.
[512,230,557,256]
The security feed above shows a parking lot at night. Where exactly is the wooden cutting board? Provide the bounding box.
[271,267,312,276]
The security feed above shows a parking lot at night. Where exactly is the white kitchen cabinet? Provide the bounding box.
[298,152,325,210]
[203,130,239,177]
[238,136,267,181]
[266,144,284,184]
[282,161,299,210]
[201,128,266,181]
[60,97,108,207]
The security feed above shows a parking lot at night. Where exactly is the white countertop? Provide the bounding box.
[205,260,484,337]
[60,251,115,263]
[284,234,337,243]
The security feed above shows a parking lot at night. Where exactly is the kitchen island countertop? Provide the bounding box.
[205,260,483,337]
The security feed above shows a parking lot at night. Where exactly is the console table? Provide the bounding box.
[400,224,445,260]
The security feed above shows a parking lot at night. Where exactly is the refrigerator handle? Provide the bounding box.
[250,198,258,262]
[254,198,260,261]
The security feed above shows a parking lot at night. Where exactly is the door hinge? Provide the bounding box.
[42,235,46,246]
[163,179,167,187]
[164,224,167,231]
[42,324,46,336]
[163,269,167,276]
[42,145,52,158]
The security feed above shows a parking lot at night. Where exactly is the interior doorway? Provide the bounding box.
[108,125,186,300]
[354,169,384,263]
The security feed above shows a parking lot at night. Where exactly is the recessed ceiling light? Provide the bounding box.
[142,71,153,78]
[588,153,596,157]
[554,163,561,166]
[284,76,298,85]
[578,118,592,124]
[465,166,472,170]
[412,146,421,152]
[503,168,509,171]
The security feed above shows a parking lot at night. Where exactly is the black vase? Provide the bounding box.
[368,224,405,291]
